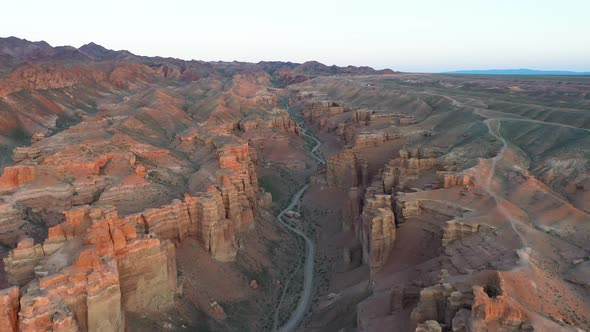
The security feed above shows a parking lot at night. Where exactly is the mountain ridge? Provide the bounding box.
[445,68,590,76]
[0,36,396,76]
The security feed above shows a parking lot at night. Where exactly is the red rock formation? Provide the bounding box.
[0,165,37,189]
[471,285,526,330]
[108,63,157,88]
[254,87,278,105]
[18,256,122,332]
[142,199,192,242]
[410,275,528,332]
[0,64,107,97]
[187,189,238,262]
[3,205,107,287]
[0,286,19,332]
[441,172,474,189]
[12,206,176,331]
[45,205,94,254]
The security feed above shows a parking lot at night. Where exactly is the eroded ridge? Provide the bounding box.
[290,74,590,332]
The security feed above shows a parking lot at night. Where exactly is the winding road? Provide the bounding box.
[273,106,325,332]
[482,119,530,248]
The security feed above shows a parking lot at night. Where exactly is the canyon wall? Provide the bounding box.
[0,77,285,331]
[10,205,177,332]
[326,149,368,189]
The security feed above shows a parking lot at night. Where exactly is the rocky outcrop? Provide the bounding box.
[193,140,258,261]
[442,220,491,246]
[410,274,529,332]
[361,205,395,273]
[238,108,300,135]
[326,149,368,188]
[411,283,473,328]
[257,191,272,209]
[336,122,357,145]
[44,205,94,254]
[441,172,473,189]
[303,100,346,123]
[344,187,361,231]
[395,195,469,221]
[209,301,227,320]
[470,285,527,331]
[18,256,123,332]
[12,146,42,163]
[10,205,177,331]
[399,116,418,126]
[396,198,422,218]
[353,109,372,123]
[415,320,442,332]
[353,109,418,125]
[3,238,45,286]
[0,165,37,190]
[354,132,401,148]
[116,185,249,263]
[186,189,237,262]
[0,202,24,244]
[3,205,103,287]
[0,286,19,332]
[351,170,398,274]
[254,88,278,105]
[1,129,259,262]
[142,199,192,241]
[117,239,176,312]
[381,149,442,193]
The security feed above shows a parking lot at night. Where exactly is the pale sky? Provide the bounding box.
[2,0,589,72]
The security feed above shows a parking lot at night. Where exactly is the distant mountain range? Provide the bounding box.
[0,36,395,78]
[445,69,590,76]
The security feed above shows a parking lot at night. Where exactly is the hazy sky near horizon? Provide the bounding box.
[2,0,589,72]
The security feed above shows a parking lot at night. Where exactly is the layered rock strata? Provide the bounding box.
[326,149,368,189]
[303,100,346,123]
[0,205,177,332]
[381,148,443,193]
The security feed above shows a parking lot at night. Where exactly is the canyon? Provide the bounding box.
[0,36,589,332]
